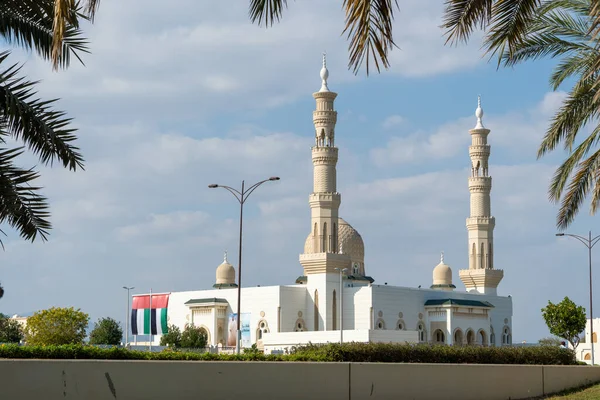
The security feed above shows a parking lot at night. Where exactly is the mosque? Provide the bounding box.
[135,57,513,353]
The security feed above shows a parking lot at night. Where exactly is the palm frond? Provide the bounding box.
[0,146,51,242]
[539,77,597,158]
[442,0,493,44]
[0,0,89,69]
[83,0,101,22]
[550,51,597,89]
[342,0,400,75]
[484,0,543,63]
[248,0,288,27]
[0,51,84,171]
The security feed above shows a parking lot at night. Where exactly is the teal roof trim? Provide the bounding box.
[424,299,494,308]
[184,298,229,305]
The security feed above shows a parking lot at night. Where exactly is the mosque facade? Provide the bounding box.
[139,57,513,352]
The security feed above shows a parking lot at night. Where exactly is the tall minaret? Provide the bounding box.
[300,55,351,332]
[459,97,504,295]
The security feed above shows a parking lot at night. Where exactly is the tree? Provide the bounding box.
[25,307,89,345]
[180,324,208,349]
[160,324,182,348]
[0,313,23,343]
[442,0,600,229]
[0,283,4,299]
[538,336,562,346]
[248,0,399,75]
[89,317,123,346]
[541,296,587,349]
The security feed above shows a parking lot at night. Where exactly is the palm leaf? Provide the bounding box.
[248,0,288,27]
[443,0,494,44]
[342,0,400,74]
[0,52,83,171]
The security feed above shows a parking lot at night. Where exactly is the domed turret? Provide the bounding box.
[431,252,455,291]
[214,251,237,289]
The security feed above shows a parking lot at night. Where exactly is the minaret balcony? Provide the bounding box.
[309,192,341,207]
[466,216,496,228]
[468,177,492,190]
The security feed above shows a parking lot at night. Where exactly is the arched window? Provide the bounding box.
[417,323,426,342]
[471,243,476,269]
[332,290,337,330]
[433,329,445,344]
[322,223,327,252]
[488,243,493,269]
[585,353,592,361]
[396,320,405,330]
[332,223,337,252]
[256,320,270,341]
[478,329,488,346]
[480,242,485,269]
[375,318,386,330]
[466,329,475,345]
[454,329,464,346]
[502,326,511,346]
[593,332,597,343]
[314,290,319,331]
[490,326,495,347]
[294,319,306,332]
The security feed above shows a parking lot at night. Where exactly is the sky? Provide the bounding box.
[0,0,596,343]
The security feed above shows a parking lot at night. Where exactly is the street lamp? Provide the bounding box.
[122,286,134,347]
[556,231,600,365]
[209,177,280,354]
[334,267,348,345]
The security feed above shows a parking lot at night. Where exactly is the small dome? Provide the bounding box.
[216,252,236,285]
[432,253,454,289]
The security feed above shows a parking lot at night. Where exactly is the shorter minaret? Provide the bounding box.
[431,252,455,291]
[459,97,504,295]
[214,251,238,289]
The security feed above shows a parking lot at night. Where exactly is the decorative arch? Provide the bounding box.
[453,328,464,346]
[502,326,511,346]
[417,322,426,342]
[585,353,592,361]
[314,290,319,331]
[217,326,224,346]
[332,222,337,252]
[488,243,493,269]
[322,223,328,252]
[480,242,485,269]
[192,324,211,345]
[396,319,406,330]
[593,332,597,343]
[375,318,386,330]
[490,326,496,347]
[294,318,306,332]
[256,319,270,341]
[332,289,337,330]
[433,329,445,344]
[477,329,488,346]
[470,243,476,269]
[466,329,475,345]
[313,223,318,252]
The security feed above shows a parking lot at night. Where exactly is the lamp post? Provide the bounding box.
[209,177,280,354]
[556,231,600,365]
[122,286,134,347]
[334,267,348,344]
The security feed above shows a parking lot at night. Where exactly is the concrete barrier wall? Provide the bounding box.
[1,360,599,400]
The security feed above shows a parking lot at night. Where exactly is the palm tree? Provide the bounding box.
[497,0,600,229]
[248,0,400,75]
[442,0,600,228]
[0,1,91,244]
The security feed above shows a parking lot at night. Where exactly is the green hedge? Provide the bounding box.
[0,343,578,365]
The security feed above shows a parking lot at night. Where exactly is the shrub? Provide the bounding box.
[89,317,123,346]
[0,342,578,365]
[25,307,89,346]
[180,325,207,349]
[160,324,182,348]
[0,314,23,343]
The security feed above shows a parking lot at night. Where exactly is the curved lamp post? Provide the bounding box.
[209,177,280,354]
[556,231,600,365]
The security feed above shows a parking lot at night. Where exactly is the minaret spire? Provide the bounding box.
[300,55,349,276]
[459,96,504,295]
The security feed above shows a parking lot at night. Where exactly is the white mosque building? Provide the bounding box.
[139,57,513,353]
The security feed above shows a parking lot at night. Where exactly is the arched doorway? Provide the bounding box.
[454,329,464,346]
[466,329,475,345]
[478,329,488,346]
[433,329,445,344]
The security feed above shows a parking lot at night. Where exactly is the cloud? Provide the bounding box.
[370,91,568,167]
[382,115,405,129]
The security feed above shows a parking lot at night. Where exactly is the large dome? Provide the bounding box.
[216,253,236,285]
[303,217,364,263]
[338,218,364,262]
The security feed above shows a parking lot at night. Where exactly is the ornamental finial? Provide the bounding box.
[441,251,444,264]
[319,52,330,92]
[224,250,228,263]
[475,95,484,129]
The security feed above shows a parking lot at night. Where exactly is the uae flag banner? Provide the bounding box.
[131,293,169,335]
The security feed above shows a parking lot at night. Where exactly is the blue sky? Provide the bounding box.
[0,0,596,343]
